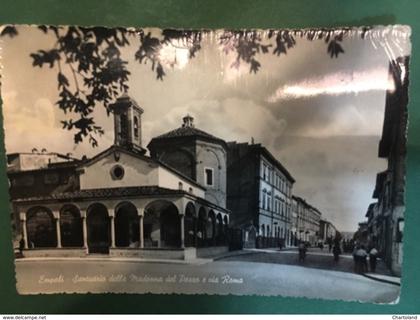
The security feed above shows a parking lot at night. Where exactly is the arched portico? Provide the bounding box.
[216,213,224,245]
[144,200,181,248]
[86,203,110,253]
[26,206,57,248]
[206,210,216,246]
[115,201,139,247]
[60,204,83,247]
[197,207,207,247]
[184,202,196,247]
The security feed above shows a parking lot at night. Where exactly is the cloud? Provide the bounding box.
[143,97,286,148]
[266,67,394,102]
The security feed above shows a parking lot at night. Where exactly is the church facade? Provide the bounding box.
[8,96,230,259]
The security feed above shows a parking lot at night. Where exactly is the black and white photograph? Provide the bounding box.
[0,25,410,303]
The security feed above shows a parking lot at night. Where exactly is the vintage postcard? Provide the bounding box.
[0,25,410,303]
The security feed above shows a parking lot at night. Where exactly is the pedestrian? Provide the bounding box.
[353,245,368,273]
[18,236,25,257]
[360,245,368,272]
[369,246,378,272]
[352,245,360,273]
[298,242,307,262]
[333,243,341,262]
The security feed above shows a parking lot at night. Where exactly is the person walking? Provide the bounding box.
[369,246,378,272]
[353,245,368,273]
[352,245,360,273]
[360,245,368,272]
[333,242,341,262]
[298,241,307,262]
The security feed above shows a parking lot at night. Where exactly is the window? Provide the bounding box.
[262,164,267,180]
[262,190,266,209]
[119,113,129,143]
[188,187,193,194]
[204,168,214,186]
[178,182,183,190]
[110,165,125,180]
[133,116,139,138]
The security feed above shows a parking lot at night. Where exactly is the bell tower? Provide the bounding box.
[109,95,146,154]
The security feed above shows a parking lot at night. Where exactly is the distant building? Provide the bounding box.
[366,56,409,276]
[291,196,322,246]
[354,221,369,246]
[7,151,77,172]
[319,219,338,243]
[226,142,295,248]
[340,231,355,241]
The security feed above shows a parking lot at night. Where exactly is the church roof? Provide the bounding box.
[13,185,230,213]
[13,186,185,202]
[78,145,206,190]
[149,114,227,148]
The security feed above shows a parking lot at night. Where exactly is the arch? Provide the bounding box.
[115,201,139,247]
[144,200,181,248]
[26,206,57,248]
[87,203,110,253]
[133,116,139,138]
[216,213,224,245]
[197,207,207,247]
[184,202,196,247]
[223,215,229,238]
[60,204,83,247]
[206,210,216,245]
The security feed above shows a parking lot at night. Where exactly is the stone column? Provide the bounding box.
[139,215,144,249]
[180,214,185,249]
[21,215,28,249]
[110,216,116,248]
[56,217,62,248]
[82,215,88,249]
[194,217,198,248]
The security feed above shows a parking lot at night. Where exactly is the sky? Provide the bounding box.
[0,25,411,232]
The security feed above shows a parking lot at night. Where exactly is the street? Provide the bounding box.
[220,247,392,276]
[15,248,399,303]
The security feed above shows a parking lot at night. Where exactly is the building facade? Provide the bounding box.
[148,114,227,209]
[319,219,338,243]
[9,96,230,260]
[226,142,295,248]
[291,196,322,246]
[364,56,409,276]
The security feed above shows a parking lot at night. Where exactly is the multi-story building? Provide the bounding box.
[319,219,338,243]
[291,196,322,246]
[365,56,409,276]
[226,142,295,248]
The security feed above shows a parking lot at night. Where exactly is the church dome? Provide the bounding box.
[148,114,227,148]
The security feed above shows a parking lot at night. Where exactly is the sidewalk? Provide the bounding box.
[16,249,252,265]
[16,255,212,265]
